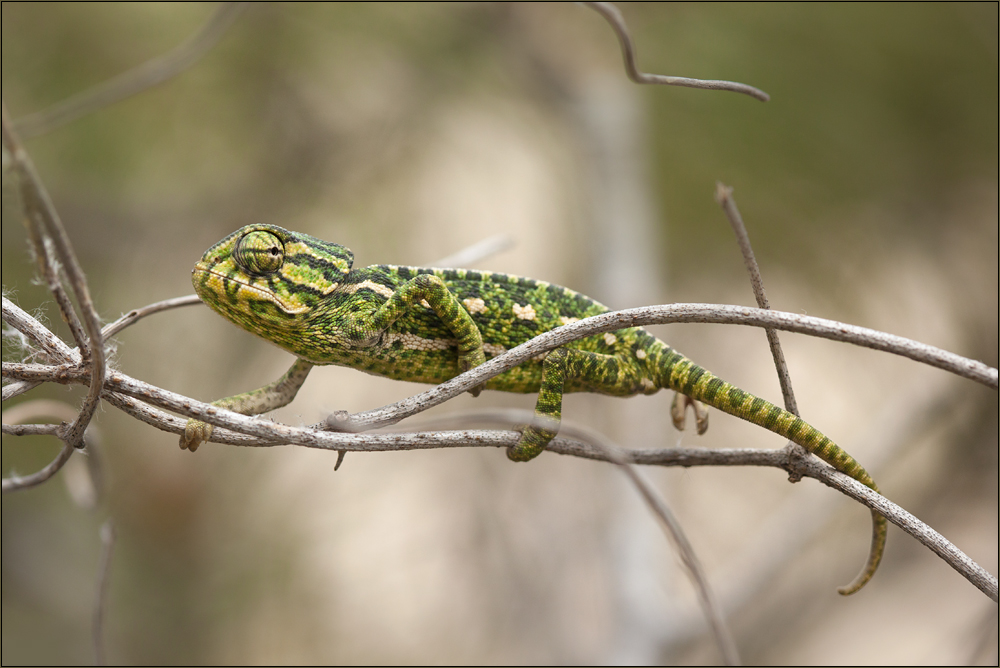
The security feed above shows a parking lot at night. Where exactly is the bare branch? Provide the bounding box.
[716,182,798,415]
[584,2,770,102]
[346,303,997,431]
[2,295,79,363]
[12,3,249,138]
[3,105,106,447]
[1,381,40,402]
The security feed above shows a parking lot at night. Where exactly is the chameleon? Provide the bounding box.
[184,223,886,595]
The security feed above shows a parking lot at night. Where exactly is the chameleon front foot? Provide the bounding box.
[670,392,710,435]
[180,419,214,452]
[459,348,487,397]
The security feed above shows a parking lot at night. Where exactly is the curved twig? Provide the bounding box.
[584,2,770,102]
[2,441,74,493]
[101,294,202,339]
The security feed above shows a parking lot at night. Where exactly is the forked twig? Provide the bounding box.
[584,2,770,102]
[1,399,86,493]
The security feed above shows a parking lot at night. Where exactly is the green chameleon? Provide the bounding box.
[184,223,885,595]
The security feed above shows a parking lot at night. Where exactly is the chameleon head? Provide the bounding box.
[192,224,353,341]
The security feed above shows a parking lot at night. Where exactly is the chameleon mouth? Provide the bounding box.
[193,264,309,315]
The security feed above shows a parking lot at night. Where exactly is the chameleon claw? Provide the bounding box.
[670,393,710,435]
[180,419,213,452]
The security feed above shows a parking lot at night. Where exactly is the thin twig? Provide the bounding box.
[21,207,91,361]
[13,3,249,138]
[93,520,116,666]
[1,423,62,436]
[1,441,74,493]
[421,408,739,664]
[584,2,770,102]
[101,294,202,339]
[566,422,739,665]
[716,183,799,415]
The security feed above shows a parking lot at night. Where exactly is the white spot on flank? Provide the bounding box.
[636,349,647,360]
[463,297,487,314]
[343,280,394,299]
[640,377,656,391]
[558,316,579,326]
[420,299,431,309]
[603,333,617,346]
[512,303,536,321]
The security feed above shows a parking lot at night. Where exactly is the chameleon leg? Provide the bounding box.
[180,358,314,452]
[507,347,645,462]
[361,274,487,395]
[657,349,886,594]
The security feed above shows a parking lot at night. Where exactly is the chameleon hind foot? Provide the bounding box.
[180,419,213,452]
[507,418,556,462]
[670,393,709,435]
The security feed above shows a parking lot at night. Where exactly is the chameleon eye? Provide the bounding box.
[234,231,284,274]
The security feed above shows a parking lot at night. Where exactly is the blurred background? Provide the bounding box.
[2,3,996,664]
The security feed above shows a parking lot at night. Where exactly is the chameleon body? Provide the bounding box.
[186,223,886,595]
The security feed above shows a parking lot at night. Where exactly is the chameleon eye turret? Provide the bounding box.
[185,224,886,596]
[234,230,284,275]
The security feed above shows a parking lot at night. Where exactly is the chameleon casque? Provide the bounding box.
[185,223,886,595]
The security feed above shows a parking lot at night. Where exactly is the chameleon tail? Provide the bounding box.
[655,344,886,595]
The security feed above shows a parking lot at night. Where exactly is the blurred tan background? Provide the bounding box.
[2,3,997,664]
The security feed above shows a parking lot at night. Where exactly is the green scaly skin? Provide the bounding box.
[184,223,886,595]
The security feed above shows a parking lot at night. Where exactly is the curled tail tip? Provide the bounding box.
[837,511,887,596]
[837,576,872,597]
